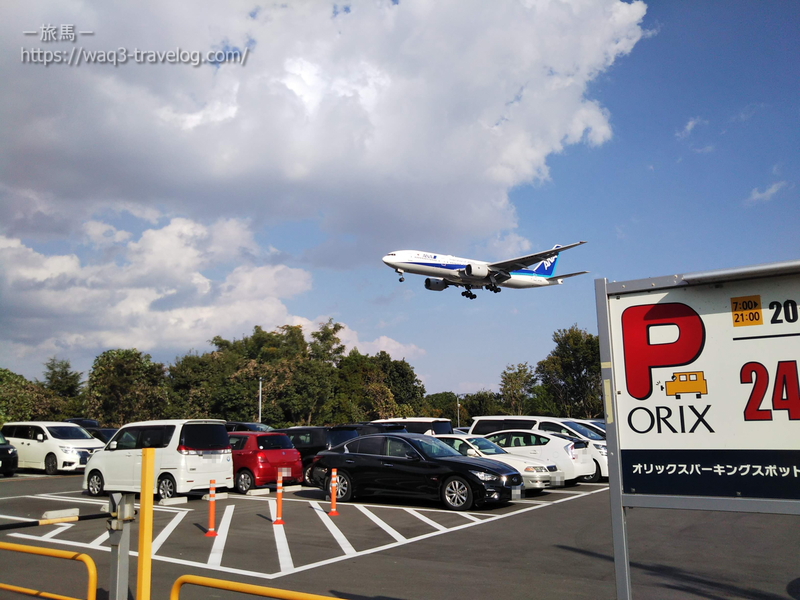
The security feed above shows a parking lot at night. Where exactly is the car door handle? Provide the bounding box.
[381,462,394,467]
[345,459,355,464]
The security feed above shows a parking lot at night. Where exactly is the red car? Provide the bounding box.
[228,432,303,494]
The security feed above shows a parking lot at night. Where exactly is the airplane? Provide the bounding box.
[381,241,588,299]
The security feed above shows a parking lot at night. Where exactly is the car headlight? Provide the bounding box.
[59,446,79,455]
[9,447,17,454]
[593,443,608,456]
[524,465,548,473]
[469,470,499,482]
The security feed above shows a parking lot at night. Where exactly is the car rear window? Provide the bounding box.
[180,423,230,450]
[257,435,293,450]
[471,420,505,435]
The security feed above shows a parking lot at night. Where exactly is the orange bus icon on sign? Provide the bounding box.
[665,371,708,399]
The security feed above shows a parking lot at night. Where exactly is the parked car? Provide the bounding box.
[225,422,274,432]
[311,433,523,511]
[85,428,118,443]
[228,432,303,493]
[436,434,564,490]
[469,415,608,482]
[370,417,453,435]
[0,431,18,477]
[83,419,233,499]
[482,429,595,485]
[530,418,608,482]
[273,425,363,484]
[1,422,105,475]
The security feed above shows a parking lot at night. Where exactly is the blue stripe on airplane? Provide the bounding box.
[404,261,550,277]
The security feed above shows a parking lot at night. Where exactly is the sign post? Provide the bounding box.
[596,259,800,599]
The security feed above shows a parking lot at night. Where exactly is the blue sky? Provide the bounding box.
[1,1,797,396]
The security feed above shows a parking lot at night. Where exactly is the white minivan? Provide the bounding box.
[83,419,233,499]
[0,421,105,474]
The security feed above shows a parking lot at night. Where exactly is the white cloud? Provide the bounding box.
[1,1,648,259]
[676,117,708,140]
[744,181,788,206]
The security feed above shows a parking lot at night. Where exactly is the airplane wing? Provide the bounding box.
[488,241,587,273]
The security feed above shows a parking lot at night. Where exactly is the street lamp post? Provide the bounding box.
[258,377,263,423]
[457,400,460,428]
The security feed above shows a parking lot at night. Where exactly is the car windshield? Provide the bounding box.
[468,437,506,455]
[411,436,461,458]
[47,426,93,440]
[562,421,605,441]
[0,433,7,444]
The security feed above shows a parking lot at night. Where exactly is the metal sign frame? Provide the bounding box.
[595,259,800,600]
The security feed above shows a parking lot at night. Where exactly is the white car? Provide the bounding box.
[468,415,608,482]
[437,434,565,489]
[482,429,595,484]
[83,419,233,499]
[0,421,105,474]
[533,418,608,482]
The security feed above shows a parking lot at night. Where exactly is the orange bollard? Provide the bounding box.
[329,468,339,516]
[205,479,218,537]
[273,472,285,525]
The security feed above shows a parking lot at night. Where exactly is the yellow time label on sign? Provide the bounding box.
[731,295,763,327]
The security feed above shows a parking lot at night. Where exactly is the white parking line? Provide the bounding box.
[41,523,73,539]
[5,485,608,582]
[310,502,356,555]
[207,505,235,567]
[88,530,110,548]
[152,510,188,555]
[404,508,447,531]
[355,505,405,542]
[268,499,294,572]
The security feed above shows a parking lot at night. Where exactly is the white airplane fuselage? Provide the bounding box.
[382,250,551,289]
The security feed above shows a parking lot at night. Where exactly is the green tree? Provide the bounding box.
[86,349,170,427]
[0,368,65,422]
[535,325,601,418]
[461,389,504,418]
[40,357,83,398]
[499,362,536,415]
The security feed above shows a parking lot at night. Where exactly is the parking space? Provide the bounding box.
[2,475,798,600]
[0,481,609,581]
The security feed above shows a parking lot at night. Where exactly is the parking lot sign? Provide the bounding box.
[595,259,800,600]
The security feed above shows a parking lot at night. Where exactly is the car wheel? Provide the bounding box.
[235,469,254,494]
[442,476,474,511]
[2,471,14,478]
[44,453,58,475]
[157,474,177,500]
[303,463,314,486]
[581,461,601,483]
[327,470,353,502]
[87,470,105,496]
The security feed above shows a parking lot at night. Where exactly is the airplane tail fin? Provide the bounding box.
[531,245,561,277]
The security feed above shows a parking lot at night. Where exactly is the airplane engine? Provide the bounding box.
[464,263,489,279]
[424,278,449,291]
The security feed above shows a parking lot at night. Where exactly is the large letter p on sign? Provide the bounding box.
[621,303,706,400]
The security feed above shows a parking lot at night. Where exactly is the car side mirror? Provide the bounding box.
[405,452,420,461]
[109,441,117,450]
[36,434,44,442]
[466,448,479,457]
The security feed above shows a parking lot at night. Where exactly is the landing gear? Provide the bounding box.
[461,286,477,300]
[395,269,405,282]
[487,284,501,293]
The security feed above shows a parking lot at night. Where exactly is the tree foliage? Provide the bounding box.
[535,325,602,418]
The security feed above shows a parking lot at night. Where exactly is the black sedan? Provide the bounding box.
[0,431,18,477]
[310,433,522,511]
